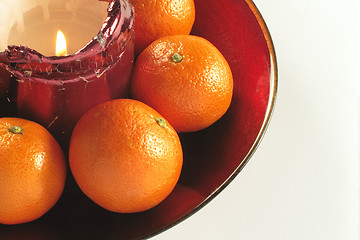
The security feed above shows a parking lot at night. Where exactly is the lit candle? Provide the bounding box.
[55,30,68,57]
[0,0,134,147]
[1,0,109,56]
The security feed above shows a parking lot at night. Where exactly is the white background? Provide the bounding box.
[154,0,359,239]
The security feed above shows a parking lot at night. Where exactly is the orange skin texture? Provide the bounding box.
[131,35,234,132]
[69,99,183,213]
[0,118,66,225]
[130,0,195,55]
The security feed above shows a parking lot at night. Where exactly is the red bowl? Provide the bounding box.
[0,0,277,239]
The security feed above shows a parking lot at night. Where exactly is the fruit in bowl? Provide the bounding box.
[0,0,276,239]
[69,99,183,214]
[131,34,234,133]
[130,0,196,55]
[0,118,66,225]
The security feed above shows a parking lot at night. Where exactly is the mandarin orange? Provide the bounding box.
[69,99,183,213]
[130,0,195,55]
[0,117,66,225]
[131,35,234,132]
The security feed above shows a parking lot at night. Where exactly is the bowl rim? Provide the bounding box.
[146,0,278,238]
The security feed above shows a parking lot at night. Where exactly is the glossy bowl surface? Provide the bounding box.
[0,0,277,239]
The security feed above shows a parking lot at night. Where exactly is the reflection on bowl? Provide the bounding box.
[0,0,277,239]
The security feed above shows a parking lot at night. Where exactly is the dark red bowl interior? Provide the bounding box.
[0,0,276,239]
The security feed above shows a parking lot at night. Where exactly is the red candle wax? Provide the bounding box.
[0,0,134,147]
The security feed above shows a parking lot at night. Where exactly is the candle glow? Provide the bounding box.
[0,0,135,145]
[55,30,67,56]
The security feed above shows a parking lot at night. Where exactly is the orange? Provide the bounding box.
[130,0,195,55]
[131,35,234,132]
[0,117,66,225]
[69,99,183,213]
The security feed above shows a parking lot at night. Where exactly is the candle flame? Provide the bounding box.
[55,30,68,56]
